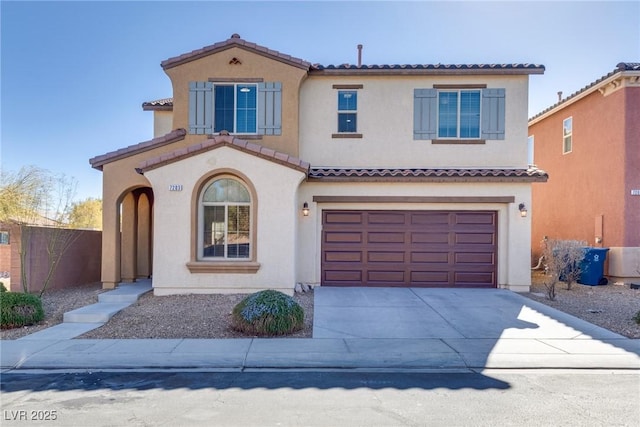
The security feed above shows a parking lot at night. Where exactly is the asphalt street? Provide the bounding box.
[1,370,638,426]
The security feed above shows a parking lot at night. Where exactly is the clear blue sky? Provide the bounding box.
[2,0,638,201]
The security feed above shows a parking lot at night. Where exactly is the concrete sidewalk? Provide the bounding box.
[1,287,639,372]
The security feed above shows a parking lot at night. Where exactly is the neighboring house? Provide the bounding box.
[90,34,546,295]
[528,63,640,283]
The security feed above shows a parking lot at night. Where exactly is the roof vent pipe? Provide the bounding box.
[557,91,563,102]
[357,44,363,67]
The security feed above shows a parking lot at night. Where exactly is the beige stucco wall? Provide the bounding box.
[608,247,640,283]
[295,181,533,291]
[164,46,308,157]
[153,111,173,138]
[299,75,530,168]
[144,146,306,295]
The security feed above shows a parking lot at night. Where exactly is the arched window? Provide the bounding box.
[199,178,251,259]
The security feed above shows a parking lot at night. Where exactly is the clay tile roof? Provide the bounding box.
[89,128,187,170]
[529,62,640,121]
[307,167,548,182]
[142,98,174,111]
[311,63,545,75]
[137,135,310,174]
[161,33,312,70]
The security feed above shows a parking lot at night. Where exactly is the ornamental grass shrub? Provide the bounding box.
[232,290,304,336]
[0,291,44,329]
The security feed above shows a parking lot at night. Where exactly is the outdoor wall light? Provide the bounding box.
[302,202,310,216]
[518,203,528,218]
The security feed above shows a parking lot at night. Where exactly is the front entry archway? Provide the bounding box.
[120,187,154,283]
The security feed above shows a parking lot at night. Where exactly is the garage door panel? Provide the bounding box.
[454,212,496,225]
[455,232,495,245]
[322,210,497,288]
[325,231,363,243]
[368,232,406,244]
[324,212,363,224]
[324,270,362,282]
[410,271,450,284]
[411,232,450,244]
[411,212,450,225]
[455,271,496,285]
[411,252,449,263]
[368,251,405,263]
[367,270,405,283]
[454,252,494,264]
[324,251,362,262]
[367,212,407,225]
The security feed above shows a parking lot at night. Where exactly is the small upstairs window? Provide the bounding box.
[563,117,573,154]
[0,231,8,245]
[337,91,358,133]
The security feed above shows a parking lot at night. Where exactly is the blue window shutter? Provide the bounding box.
[413,89,437,140]
[258,82,282,135]
[189,82,213,134]
[481,88,505,140]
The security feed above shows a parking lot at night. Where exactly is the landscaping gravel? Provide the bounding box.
[2,273,638,340]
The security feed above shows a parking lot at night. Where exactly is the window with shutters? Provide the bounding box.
[189,81,282,136]
[414,87,505,142]
[214,84,257,133]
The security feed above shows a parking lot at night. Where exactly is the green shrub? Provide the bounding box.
[0,282,7,292]
[0,291,44,329]
[633,310,640,325]
[231,290,304,336]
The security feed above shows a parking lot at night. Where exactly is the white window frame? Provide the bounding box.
[563,117,573,154]
[436,89,482,139]
[198,178,252,261]
[213,83,258,134]
[337,90,358,133]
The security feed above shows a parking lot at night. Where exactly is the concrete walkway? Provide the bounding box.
[1,286,639,372]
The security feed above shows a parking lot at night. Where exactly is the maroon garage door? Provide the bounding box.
[321,210,497,288]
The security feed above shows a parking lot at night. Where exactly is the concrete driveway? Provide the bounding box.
[313,287,625,340]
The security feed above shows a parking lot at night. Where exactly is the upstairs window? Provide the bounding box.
[0,231,8,245]
[200,178,251,260]
[438,90,481,138]
[563,117,572,154]
[214,84,257,134]
[337,91,357,133]
[414,88,505,141]
[189,81,281,136]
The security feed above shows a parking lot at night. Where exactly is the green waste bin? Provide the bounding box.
[578,247,609,286]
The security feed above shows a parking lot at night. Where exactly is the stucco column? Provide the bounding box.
[120,192,138,283]
[101,196,121,289]
[136,191,152,278]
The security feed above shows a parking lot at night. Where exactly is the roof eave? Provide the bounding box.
[161,41,311,71]
[89,128,187,171]
[529,68,640,124]
[309,67,545,77]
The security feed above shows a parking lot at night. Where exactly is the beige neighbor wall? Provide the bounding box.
[144,146,306,295]
[299,75,530,168]
[164,46,308,158]
[296,181,533,292]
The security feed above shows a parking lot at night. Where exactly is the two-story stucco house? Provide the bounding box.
[90,34,547,295]
[529,63,640,284]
